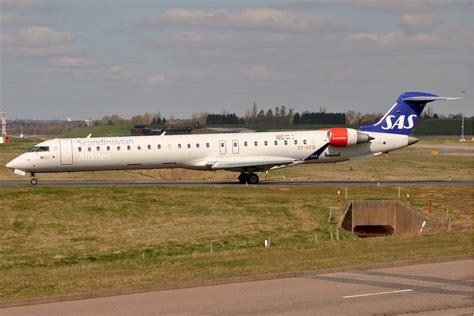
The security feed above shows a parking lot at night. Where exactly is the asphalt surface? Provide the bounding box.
[1,259,472,315]
[0,179,472,187]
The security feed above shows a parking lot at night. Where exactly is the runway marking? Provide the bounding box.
[343,289,413,299]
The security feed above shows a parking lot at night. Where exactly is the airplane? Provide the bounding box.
[6,92,459,185]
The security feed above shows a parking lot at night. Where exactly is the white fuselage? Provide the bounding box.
[7,130,410,174]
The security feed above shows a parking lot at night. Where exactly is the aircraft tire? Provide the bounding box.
[248,173,259,184]
[238,173,248,184]
[31,178,38,185]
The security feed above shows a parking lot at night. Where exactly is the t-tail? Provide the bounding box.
[360,92,460,135]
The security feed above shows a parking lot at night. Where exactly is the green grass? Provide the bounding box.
[414,118,473,136]
[0,137,41,153]
[0,185,472,300]
[61,124,133,138]
[205,123,345,132]
[57,118,473,138]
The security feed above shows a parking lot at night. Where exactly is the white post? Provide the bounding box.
[1,110,6,142]
[328,207,333,223]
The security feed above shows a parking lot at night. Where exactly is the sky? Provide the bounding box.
[1,0,473,120]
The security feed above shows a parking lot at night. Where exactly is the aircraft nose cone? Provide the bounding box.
[6,160,15,169]
[6,157,20,169]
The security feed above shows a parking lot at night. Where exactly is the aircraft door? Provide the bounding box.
[232,140,239,154]
[219,140,226,155]
[60,139,73,165]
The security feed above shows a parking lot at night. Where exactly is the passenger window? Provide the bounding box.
[187,144,191,149]
[178,144,182,149]
[78,147,82,152]
[97,146,100,151]
[88,147,91,152]
[137,146,141,150]
[254,141,258,146]
[264,141,268,146]
[284,140,288,145]
[274,140,278,145]
[158,144,161,149]
[294,140,298,145]
[303,140,307,145]
[107,146,110,151]
[117,146,121,151]
[196,143,200,148]
[244,141,248,146]
[127,145,131,150]
[206,143,210,148]
[233,142,237,147]
[220,143,224,147]
[147,145,151,150]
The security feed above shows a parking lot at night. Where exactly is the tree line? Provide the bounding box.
[92,104,452,128]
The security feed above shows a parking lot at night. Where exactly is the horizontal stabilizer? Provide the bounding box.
[402,96,461,102]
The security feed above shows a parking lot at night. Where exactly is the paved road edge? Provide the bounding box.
[1,253,472,309]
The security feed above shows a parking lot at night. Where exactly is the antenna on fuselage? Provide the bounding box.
[86,134,92,138]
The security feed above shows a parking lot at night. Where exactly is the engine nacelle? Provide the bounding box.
[327,128,371,147]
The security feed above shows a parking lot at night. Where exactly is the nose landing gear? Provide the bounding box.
[238,172,259,184]
[30,173,38,185]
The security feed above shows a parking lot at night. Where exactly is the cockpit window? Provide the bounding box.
[27,146,49,152]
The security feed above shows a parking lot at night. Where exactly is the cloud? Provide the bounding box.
[48,57,95,68]
[0,26,80,58]
[0,15,51,28]
[351,32,443,47]
[316,0,473,13]
[399,13,442,34]
[0,0,53,12]
[47,59,129,82]
[148,74,168,85]
[67,66,128,82]
[246,65,281,81]
[1,26,73,47]
[136,8,346,33]
[142,32,232,50]
[147,69,218,85]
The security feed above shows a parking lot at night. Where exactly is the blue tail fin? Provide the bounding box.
[360,91,443,135]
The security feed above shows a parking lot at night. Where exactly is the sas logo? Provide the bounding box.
[381,114,417,130]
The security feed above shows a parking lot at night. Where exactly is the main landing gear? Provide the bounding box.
[238,172,259,184]
[30,173,38,185]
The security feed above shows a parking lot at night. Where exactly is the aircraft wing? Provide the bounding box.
[203,156,297,172]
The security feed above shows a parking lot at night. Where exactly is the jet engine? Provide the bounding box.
[327,128,372,147]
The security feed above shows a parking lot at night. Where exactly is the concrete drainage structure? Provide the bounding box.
[339,200,442,237]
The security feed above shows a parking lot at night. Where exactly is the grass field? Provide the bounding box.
[0,136,472,301]
[0,185,472,300]
[61,124,134,138]
[59,118,473,137]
